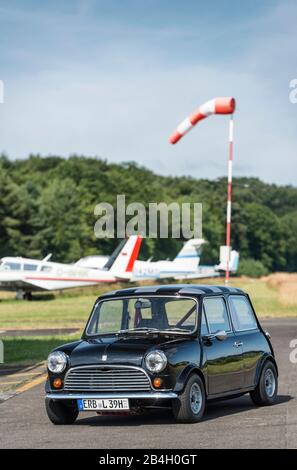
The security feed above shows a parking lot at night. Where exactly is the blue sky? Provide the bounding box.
[0,0,296,184]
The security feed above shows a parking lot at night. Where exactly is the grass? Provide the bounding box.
[226,275,297,317]
[0,283,127,330]
[1,334,80,365]
[0,276,296,331]
[0,274,296,366]
[0,294,93,330]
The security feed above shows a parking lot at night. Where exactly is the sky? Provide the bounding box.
[0,0,296,185]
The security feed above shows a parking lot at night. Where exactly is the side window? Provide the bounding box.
[200,310,209,336]
[203,297,231,333]
[5,262,21,271]
[41,265,52,272]
[229,296,257,331]
[24,264,37,271]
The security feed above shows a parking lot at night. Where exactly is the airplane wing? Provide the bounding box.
[0,275,47,292]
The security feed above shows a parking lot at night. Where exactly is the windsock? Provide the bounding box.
[169,97,236,144]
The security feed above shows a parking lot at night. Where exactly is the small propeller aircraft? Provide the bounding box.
[78,238,239,282]
[0,236,142,299]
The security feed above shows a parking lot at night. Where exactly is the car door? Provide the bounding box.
[228,295,264,388]
[202,296,244,396]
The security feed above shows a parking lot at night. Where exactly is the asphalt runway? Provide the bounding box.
[0,319,297,449]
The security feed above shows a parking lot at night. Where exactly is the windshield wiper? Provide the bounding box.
[167,327,190,332]
[157,327,192,335]
[116,327,160,335]
[116,327,192,335]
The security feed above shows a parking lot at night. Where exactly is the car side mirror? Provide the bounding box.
[214,330,228,341]
[202,330,227,342]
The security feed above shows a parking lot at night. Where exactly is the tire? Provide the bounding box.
[250,361,278,406]
[172,374,206,423]
[45,399,79,425]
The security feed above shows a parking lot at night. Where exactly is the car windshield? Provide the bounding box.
[86,296,198,336]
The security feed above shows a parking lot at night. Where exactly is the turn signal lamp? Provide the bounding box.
[153,377,163,388]
[53,378,63,389]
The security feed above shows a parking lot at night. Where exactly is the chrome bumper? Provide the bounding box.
[46,391,177,400]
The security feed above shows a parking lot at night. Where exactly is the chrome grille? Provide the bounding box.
[64,366,152,392]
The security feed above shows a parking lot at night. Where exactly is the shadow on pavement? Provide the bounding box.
[204,394,292,422]
[74,394,293,427]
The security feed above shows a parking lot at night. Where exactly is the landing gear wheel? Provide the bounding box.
[45,399,79,425]
[250,361,278,406]
[172,374,205,423]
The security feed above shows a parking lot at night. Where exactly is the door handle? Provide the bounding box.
[233,341,243,348]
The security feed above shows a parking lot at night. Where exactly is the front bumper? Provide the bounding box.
[46,391,177,400]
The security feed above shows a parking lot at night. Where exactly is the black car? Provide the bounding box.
[45,284,278,424]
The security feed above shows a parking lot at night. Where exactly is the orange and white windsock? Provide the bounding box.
[169,97,236,144]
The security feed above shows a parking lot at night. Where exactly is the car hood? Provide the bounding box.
[68,334,190,368]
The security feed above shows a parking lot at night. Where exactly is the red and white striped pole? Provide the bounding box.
[169,97,236,284]
[225,115,234,284]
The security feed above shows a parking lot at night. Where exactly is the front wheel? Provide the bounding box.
[250,361,278,406]
[172,374,205,423]
[45,399,79,425]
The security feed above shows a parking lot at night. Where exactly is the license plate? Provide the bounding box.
[77,398,129,411]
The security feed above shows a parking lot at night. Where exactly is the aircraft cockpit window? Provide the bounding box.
[24,264,38,271]
[5,262,21,271]
[41,265,52,272]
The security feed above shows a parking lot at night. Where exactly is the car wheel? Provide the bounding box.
[250,361,278,406]
[45,399,79,425]
[172,374,205,423]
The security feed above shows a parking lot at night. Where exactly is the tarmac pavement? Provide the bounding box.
[0,318,296,449]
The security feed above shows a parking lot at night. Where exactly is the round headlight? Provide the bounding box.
[47,351,67,373]
[145,350,167,373]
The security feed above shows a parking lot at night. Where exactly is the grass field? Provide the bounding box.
[0,275,296,331]
[1,334,80,365]
[0,275,296,366]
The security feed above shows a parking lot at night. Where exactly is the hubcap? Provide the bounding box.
[264,368,276,397]
[190,382,202,414]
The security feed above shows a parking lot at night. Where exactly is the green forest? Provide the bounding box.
[0,154,296,275]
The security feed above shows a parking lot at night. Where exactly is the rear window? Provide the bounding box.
[229,295,258,331]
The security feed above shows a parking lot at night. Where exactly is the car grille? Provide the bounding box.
[64,366,152,392]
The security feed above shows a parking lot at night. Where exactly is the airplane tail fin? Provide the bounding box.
[172,238,206,271]
[216,247,240,272]
[108,236,142,278]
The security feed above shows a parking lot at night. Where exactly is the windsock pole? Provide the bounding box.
[168,97,236,284]
[225,115,234,284]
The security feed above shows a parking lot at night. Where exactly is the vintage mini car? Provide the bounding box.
[45,284,278,424]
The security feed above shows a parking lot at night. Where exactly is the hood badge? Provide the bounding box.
[102,354,107,361]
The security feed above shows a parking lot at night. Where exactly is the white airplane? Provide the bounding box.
[131,238,206,281]
[174,246,240,280]
[77,238,239,281]
[0,236,142,299]
[131,239,239,281]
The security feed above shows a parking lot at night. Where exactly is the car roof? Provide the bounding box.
[99,284,245,300]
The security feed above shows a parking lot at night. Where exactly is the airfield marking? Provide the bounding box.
[7,371,45,377]
[0,381,21,386]
[16,373,47,393]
